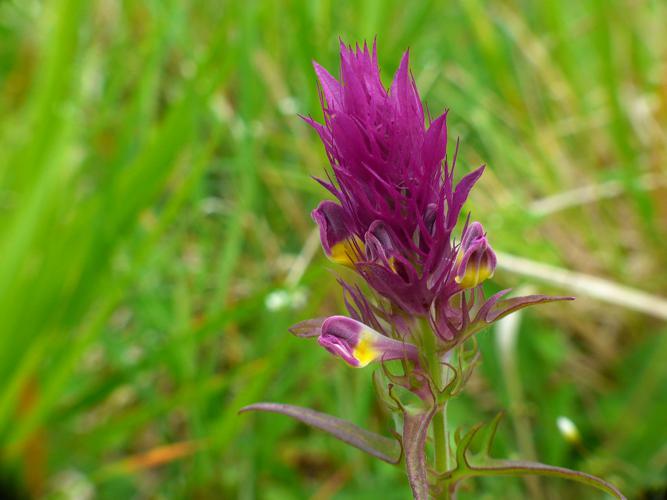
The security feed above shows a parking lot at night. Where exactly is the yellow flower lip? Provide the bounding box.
[351,331,380,367]
[454,222,497,289]
[318,316,419,368]
[455,264,494,289]
[328,237,365,268]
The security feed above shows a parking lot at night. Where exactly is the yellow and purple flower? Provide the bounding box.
[318,316,418,368]
[242,42,623,500]
[455,222,496,289]
[301,40,569,356]
[304,42,485,336]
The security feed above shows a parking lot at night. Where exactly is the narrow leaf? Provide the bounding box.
[239,402,400,463]
[455,422,483,468]
[463,460,626,500]
[448,417,625,499]
[474,289,512,322]
[485,295,573,323]
[480,412,504,457]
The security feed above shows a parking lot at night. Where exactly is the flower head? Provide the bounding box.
[242,40,605,500]
[305,42,484,329]
[301,40,570,352]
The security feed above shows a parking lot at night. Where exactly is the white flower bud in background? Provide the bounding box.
[265,288,307,312]
[557,416,581,444]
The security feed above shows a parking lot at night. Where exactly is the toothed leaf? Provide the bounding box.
[447,416,626,499]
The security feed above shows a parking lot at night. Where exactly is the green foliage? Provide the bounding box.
[0,0,665,497]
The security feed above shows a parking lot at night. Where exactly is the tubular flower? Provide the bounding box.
[455,222,497,289]
[311,200,364,267]
[318,316,419,368]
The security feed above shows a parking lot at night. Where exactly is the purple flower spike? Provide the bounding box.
[305,41,485,317]
[242,42,624,500]
[455,222,497,289]
[305,41,569,346]
[319,316,419,368]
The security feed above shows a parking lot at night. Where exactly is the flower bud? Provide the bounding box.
[556,416,581,444]
[455,222,497,288]
[318,316,418,368]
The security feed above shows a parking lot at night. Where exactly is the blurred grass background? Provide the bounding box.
[0,0,665,498]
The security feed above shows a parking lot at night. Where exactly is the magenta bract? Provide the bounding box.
[304,42,487,336]
[301,40,570,352]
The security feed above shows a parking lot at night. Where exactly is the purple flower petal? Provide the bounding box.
[448,166,485,228]
[311,200,358,265]
[313,61,342,109]
[422,113,448,169]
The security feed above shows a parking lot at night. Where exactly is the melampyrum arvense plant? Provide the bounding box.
[241,41,625,500]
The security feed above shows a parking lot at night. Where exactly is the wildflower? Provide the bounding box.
[240,42,624,500]
[304,41,486,334]
[455,222,497,288]
[318,316,419,367]
[311,200,363,267]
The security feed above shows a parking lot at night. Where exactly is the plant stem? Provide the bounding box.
[422,321,453,496]
[433,351,452,474]
[434,400,448,472]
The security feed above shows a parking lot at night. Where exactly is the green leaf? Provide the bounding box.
[460,460,626,500]
[239,402,401,464]
[448,417,626,499]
